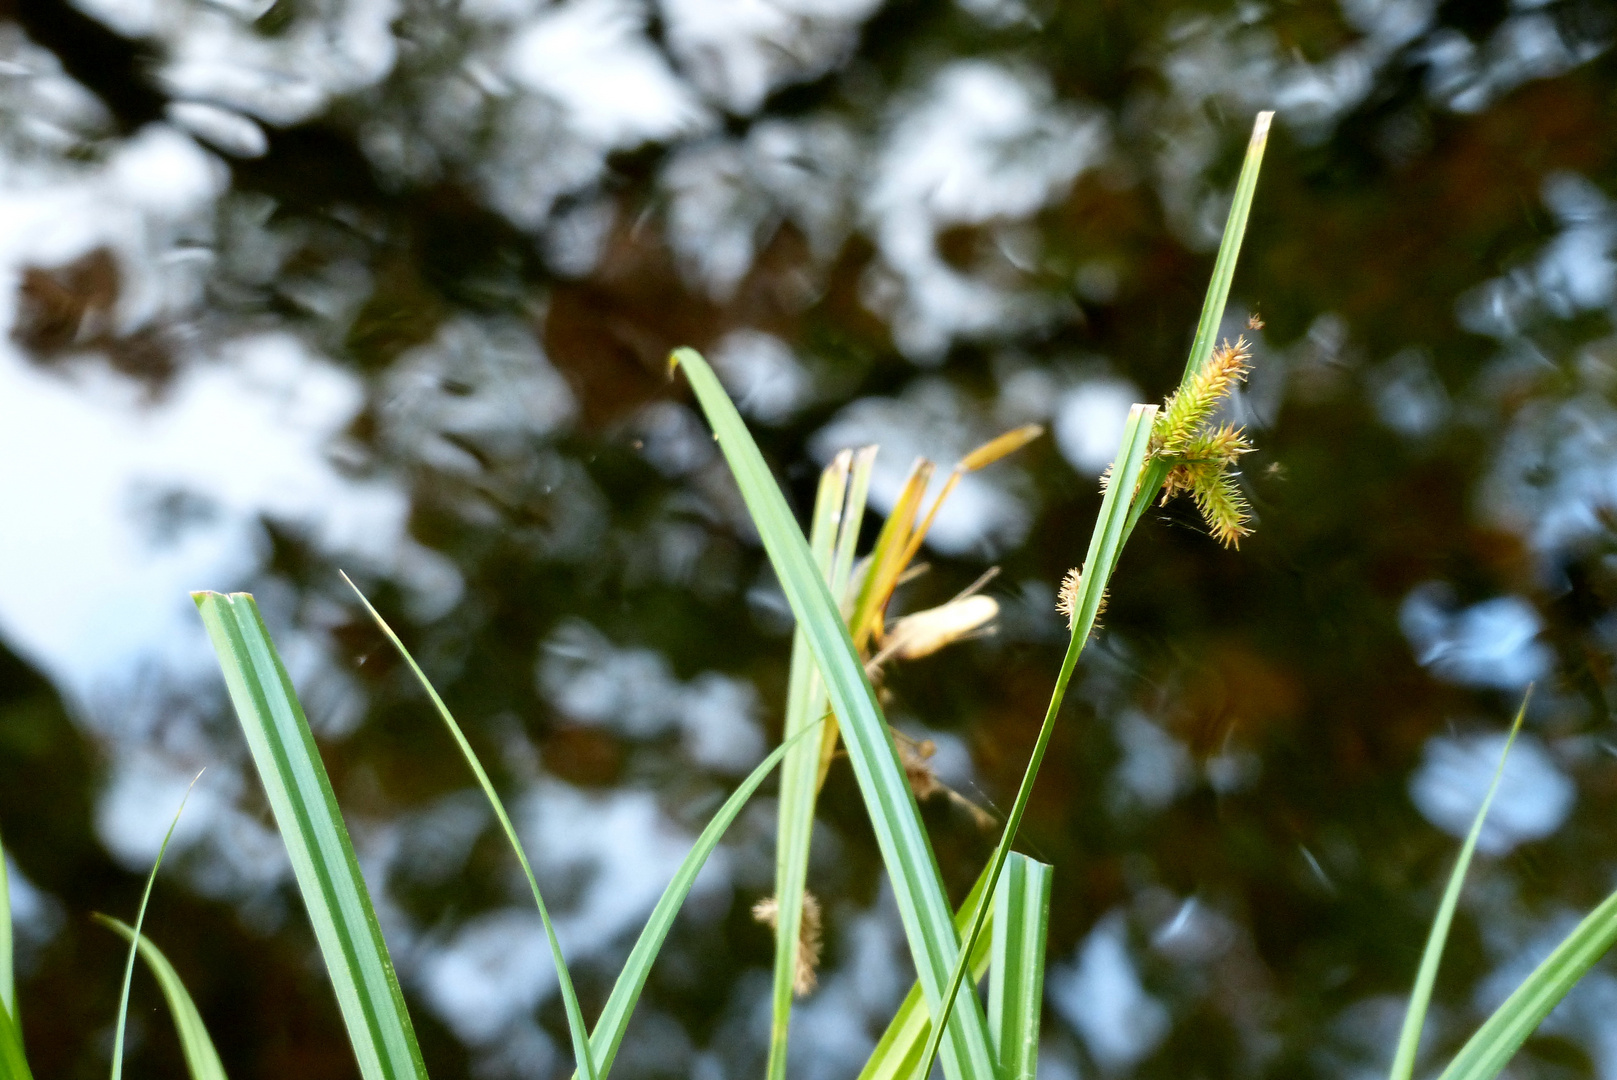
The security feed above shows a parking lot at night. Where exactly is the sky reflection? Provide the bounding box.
[1,1,1616,1078]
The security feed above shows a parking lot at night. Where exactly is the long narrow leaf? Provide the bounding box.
[0,827,13,1024]
[858,866,996,1080]
[341,574,598,1080]
[832,449,877,606]
[0,838,25,1080]
[816,449,882,788]
[0,997,31,1080]
[1126,110,1273,544]
[110,775,198,1080]
[671,347,998,1080]
[1435,887,1617,1080]
[585,719,824,1080]
[194,592,427,1080]
[768,453,851,1080]
[346,574,825,1080]
[94,917,227,1080]
[917,403,1157,1080]
[1390,693,1530,1080]
[1183,111,1273,382]
[987,855,1052,1080]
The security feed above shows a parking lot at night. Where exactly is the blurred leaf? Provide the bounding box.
[109,775,197,1080]
[1436,885,1617,1079]
[0,996,31,1080]
[584,716,823,1080]
[94,916,227,1080]
[1391,692,1529,1080]
[343,574,597,1080]
[347,569,824,1080]
[768,450,850,1080]
[0,826,12,1024]
[1185,111,1273,382]
[858,866,994,1080]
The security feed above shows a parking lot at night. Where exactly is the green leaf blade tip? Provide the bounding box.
[194,591,427,1080]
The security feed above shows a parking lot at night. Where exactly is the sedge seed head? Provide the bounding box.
[1155,336,1253,455]
[1193,470,1253,548]
[1057,568,1081,629]
[1151,335,1259,547]
[752,893,825,996]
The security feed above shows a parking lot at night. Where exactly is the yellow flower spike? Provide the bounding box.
[1150,334,1259,546]
[1195,470,1253,548]
[846,457,935,651]
[957,423,1045,472]
[1155,336,1254,454]
[894,425,1046,582]
[1182,422,1253,464]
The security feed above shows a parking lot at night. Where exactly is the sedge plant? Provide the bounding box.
[4,110,1617,1080]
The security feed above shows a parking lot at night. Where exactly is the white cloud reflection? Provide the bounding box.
[659,0,881,115]
[1399,583,1550,690]
[506,0,706,148]
[1409,729,1573,855]
[812,377,1035,555]
[1048,909,1170,1071]
[539,619,765,770]
[863,60,1107,358]
[0,0,1612,1071]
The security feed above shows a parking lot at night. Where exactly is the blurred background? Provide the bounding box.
[1,0,1616,1077]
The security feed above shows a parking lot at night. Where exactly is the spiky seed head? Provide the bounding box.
[1193,470,1253,548]
[1057,568,1081,629]
[1155,336,1254,455]
[752,893,825,996]
[1149,333,1259,547]
[1182,423,1254,464]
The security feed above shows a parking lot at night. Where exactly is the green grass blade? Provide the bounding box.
[816,446,878,789]
[0,997,31,1080]
[1183,111,1272,382]
[768,454,850,1080]
[345,572,822,1080]
[0,833,25,1080]
[1435,888,1617,1080]
[831,447,877,607]
[1390,693,1530,1080]
[94,917,227,1080]
[1120,112,1273,548]
[341,575,599,1080]
[194,591,427,1080]
[858,866,996,1080]
[916,403,1158,1080]
[987,855,1051,1080]
[585,718,823,1080]
[110,774,199,1080]
[671,347,997,1080]
[0,826,13,1025]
